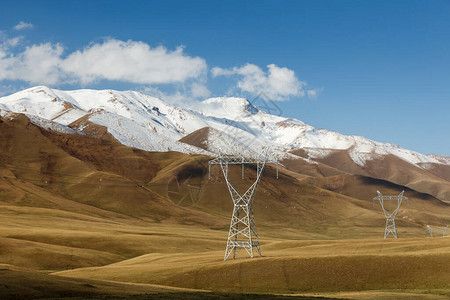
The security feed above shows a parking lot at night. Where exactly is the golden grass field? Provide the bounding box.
[0,115,449,299]
[1,207,449,299]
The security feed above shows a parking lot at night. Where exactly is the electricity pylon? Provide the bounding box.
[425,225,448,237]
[373,191,407,238]
[209,149,278,260]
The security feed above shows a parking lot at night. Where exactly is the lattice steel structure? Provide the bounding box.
[425,225,448,237]
[209,151,278,260]
[373,191,407,238]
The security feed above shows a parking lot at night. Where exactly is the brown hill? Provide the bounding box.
[291,148,450,202]
[418,162,450,182]
[179,126,211,151]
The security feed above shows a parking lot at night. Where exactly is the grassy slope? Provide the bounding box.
[0,263,209,300]
[56,238,450,294]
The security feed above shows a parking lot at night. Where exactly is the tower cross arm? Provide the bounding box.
[209,156,277,165]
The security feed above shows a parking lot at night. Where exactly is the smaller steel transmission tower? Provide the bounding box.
[373,190,407,238]
[209,150,278,260]
[425,225,448,237]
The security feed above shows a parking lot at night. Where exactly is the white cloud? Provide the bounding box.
[61,39,207,85]
[0,42,64,85]
[0,38,207,86]
[307,88,323,98]
[0,35,317,103]
[190,82,210,98]
[0,32,23,50]
[211,63,306,101]
[139,81,210,107]
[13,21,34,31]
[3,36,22,48]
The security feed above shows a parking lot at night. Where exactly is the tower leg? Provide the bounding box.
[384,218,397,239]
[223,197,262,260]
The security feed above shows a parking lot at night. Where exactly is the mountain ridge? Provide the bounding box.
[1,86,447,166]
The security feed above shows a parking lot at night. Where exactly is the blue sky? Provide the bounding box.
[0,0,449,155]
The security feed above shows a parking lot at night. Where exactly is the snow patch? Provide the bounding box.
[27,115,81,135]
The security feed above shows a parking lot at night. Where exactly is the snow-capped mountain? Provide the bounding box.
[0,86,448,169]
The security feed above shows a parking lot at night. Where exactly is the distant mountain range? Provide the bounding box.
[1,86,449,201]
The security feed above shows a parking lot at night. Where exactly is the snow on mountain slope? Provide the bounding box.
[0,86,447,168]
[426,154,450,165]
[179,126,298,162]
[193,96,446,167]
[0,86,209,153]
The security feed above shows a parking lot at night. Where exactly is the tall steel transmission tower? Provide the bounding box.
[209,150,278,260]
[373,190,407,238]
